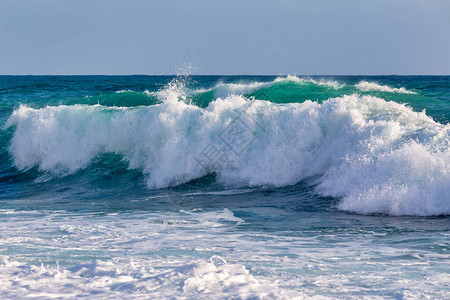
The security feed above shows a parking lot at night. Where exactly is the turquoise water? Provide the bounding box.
[0,75,449,298]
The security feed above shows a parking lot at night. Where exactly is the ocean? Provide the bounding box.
[0,75,449,298]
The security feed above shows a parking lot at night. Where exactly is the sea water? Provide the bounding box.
[0,75,449,298]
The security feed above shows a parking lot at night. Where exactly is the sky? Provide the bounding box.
[0,0,449,75]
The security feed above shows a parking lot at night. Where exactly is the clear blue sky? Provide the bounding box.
[1,0,449,75]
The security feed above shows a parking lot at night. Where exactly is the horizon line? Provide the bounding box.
[0,74,448,76]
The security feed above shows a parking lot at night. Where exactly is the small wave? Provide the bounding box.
[210,76,343,99]
[355,81,416,94]
[275,75,344,89]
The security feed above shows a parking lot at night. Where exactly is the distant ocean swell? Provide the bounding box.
[4,77,450,216]
[81,76,419,108]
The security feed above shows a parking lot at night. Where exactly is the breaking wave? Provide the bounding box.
[4,76,449,216]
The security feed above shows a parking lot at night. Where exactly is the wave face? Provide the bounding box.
[4,76,450,216]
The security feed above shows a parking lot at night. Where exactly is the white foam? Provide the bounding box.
[355,81,416,94]
[0,208,448,298]
[4,93,449,216]
[0,209,292,298]
[0,255,283,299]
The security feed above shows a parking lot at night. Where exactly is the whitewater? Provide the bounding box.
[0,75,449,298]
